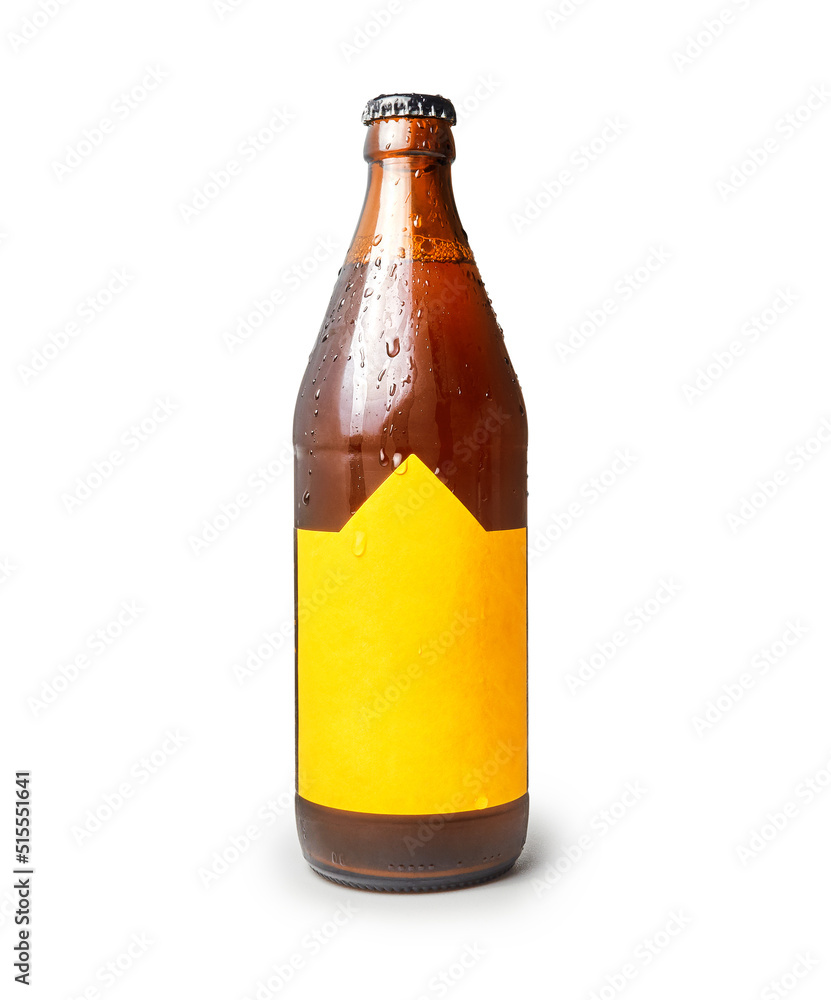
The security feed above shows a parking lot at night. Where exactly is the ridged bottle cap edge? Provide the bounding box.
[362,93,457,126]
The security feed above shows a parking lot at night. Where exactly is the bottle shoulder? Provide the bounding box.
[294,257,526,531]
[294,258,526,443]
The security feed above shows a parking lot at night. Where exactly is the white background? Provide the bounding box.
[2,0,830,997]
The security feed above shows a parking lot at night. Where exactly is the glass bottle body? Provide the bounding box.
[294,115,528,890]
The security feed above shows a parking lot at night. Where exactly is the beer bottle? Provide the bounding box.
[294,93,528,890]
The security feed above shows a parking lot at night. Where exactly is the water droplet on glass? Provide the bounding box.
[379,447,389,467]
[386,337,400,358]
[352,531,366,556]
[314,389,320,400]
[302,491,310,505]
[393,454,408,474]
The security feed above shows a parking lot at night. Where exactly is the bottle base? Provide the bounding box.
[306,857,517,892]
[296,792,528,892]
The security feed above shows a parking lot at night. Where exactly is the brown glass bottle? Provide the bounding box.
[294,94,528,891]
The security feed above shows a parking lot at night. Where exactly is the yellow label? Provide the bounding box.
[297,455,527,816]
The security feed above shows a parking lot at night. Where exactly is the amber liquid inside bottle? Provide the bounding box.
[294,111,528,890]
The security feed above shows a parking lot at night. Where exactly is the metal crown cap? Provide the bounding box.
[362,93,457,126]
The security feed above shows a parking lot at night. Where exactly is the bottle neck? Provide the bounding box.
[346,118,472,265]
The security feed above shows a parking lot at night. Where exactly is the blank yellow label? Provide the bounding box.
[297,455,527,815]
